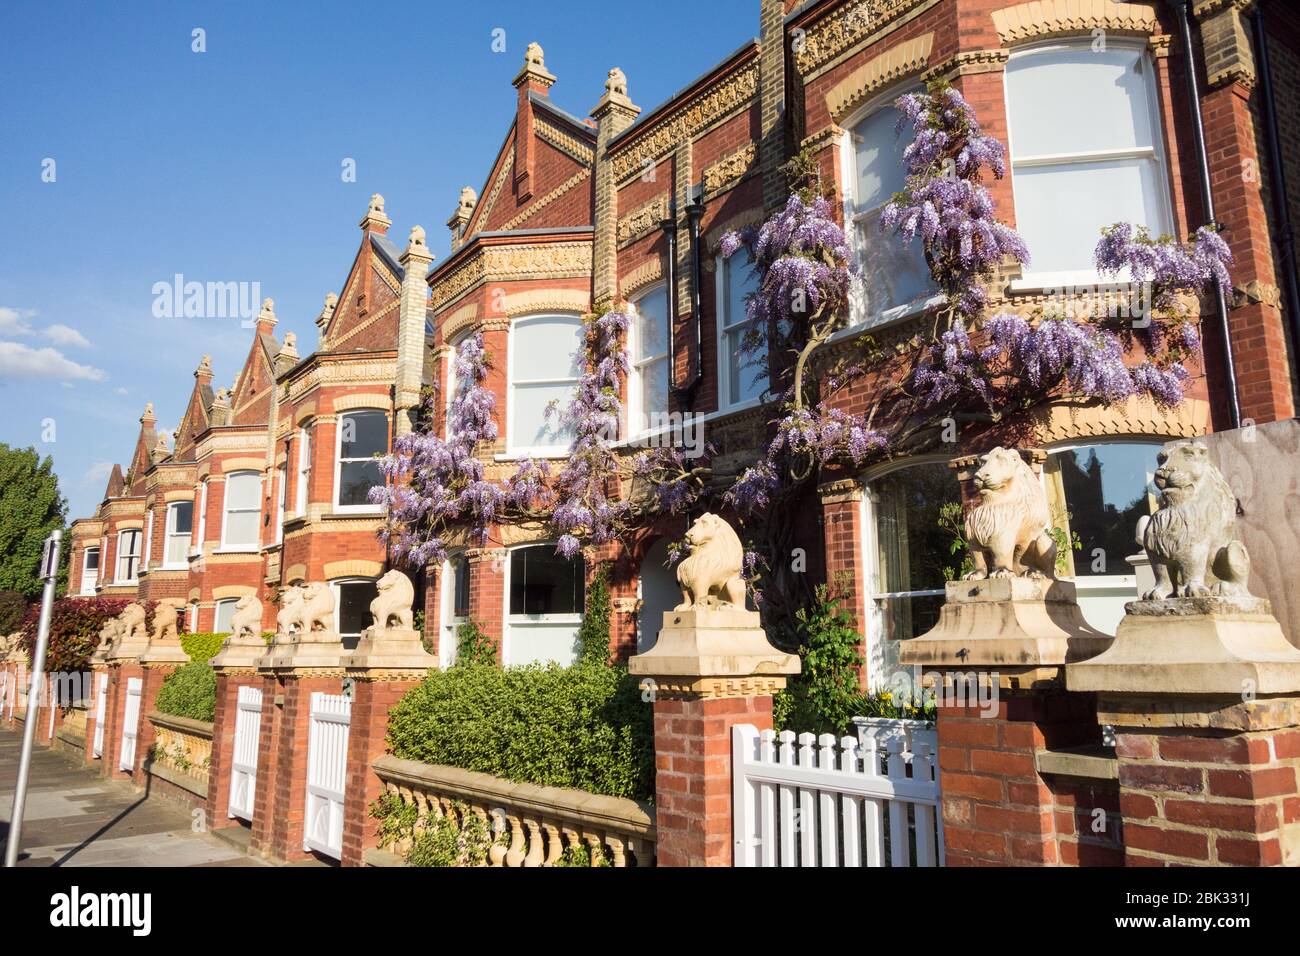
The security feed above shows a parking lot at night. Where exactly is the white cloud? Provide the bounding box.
[114,386,129,395]
[81,461,116,486]
[0,307,36,337]
[0,341,106,382]
[43,323,91,348]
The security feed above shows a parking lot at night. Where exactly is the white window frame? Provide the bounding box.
[142,508,154,571]
[274,464,286,545]
[295,427,312,516]
[115,529,142,584]
[162,501,193,569]
[188,602,198,632]
[81,546,100,595]
[439,554,470,669]
[506,313,585,457]
[330,577,378,641]
[839,86,945,334]
[333,409,387,514]
[1003,39,1175,290]
[192,481,208,556]
[626,286,670,439]
[444,334,466,439]
[219,470,261,552]
[213,597,239,634]
[502,543,584,667]
[715,254,766,412]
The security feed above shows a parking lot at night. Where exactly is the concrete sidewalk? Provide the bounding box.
[0,726,262,867]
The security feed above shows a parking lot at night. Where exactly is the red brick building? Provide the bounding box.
[67,0,1299,686]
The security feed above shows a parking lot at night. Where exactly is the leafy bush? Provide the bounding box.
[577,564,612,664]
[0,591,28,635]
[180,632,226,663]
[454,618,497,667]
[17,597,133,673]
[370,793,495,867]
[387,660,654,802]
[773,584,865,737]
[154,661,216,722]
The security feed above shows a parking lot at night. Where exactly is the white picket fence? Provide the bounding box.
[117,677,142,771]
[0,670,13,720]
[732,722,943,867]
[228,685,263,821]
[303,692,352,860]
[91,672,108,757]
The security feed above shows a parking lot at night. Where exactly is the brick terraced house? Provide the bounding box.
[66,0,1300,686]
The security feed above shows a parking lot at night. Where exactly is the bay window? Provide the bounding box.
[1005,42,1172,285]
[507,313,583,455]
[628,287,670,435]
[81,546,100,595]
[335,409,387,510]
[847,98,936,326]
[164,501,193,567]
[505,545,584,666]
[716,254,765,409]
[116,529,142,584]
[221,471,261,550]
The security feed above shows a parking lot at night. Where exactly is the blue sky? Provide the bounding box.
[0,0,757,519]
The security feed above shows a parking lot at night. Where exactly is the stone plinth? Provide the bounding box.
[629,608,799,867]
[342,626,437,676]
[259,627,347,673]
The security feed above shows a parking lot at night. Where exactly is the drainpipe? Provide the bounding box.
[677,193,707,405]
[1250,0,1300,401]
[1169,0,1242,428]
[659,205,679,391]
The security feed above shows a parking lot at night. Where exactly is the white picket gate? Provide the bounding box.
[732,723,943,867]
[91,672,108,758]
[228,685,263,821]
[303,692,352,859]
[117,677,143,771]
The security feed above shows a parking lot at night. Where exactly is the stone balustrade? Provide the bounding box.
[371,755,655,867]
[146,712,214,794]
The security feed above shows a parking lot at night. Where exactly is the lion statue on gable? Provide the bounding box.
[963,447,1057,580]
[1138,440,1249,600]
[369,570,414,631]
[229,594,264,643]
[675,512,747,610]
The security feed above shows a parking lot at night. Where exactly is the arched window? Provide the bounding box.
[627,286,670,435]
[221,471,261,550]
[335,409,388,510]
[1005,41,1172,285]
[505,545,585,666]
[507,314,584,455]
[845,93,936,327]
[164,501,193,567]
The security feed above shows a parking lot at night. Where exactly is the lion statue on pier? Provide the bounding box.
[229,594,264,643]
[963,447,1057,580]
[294,582,335,635]
[1137,440,1250,600]
[675,512,747,610]
[276,585,305,635]
[150,603,179,644]
[369,570,414,631]
[119,602,148,642]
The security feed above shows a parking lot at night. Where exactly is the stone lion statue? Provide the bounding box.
[963,447,1057,580]
[150,603,178,644]
[96,619,122,655]
[276,585,305,635]
[675,513,747,610]
[296,582,335,634]
[119,602,148,641]
[369,570,414,631]
[229,594,263,643]
[1137,440,1250,600]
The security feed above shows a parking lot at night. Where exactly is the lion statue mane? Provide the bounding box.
[229,594,264,643]
[119,602,148,641]
[296,582,335,634]
[369,569,414,631]
[1137,440,1249,600]
[963,447,1057,580]
[675,512,747,610]
[150,603,179,644]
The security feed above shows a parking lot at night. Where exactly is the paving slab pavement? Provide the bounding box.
[0,726,263,867]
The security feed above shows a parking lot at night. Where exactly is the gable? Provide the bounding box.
[320,237,404,351]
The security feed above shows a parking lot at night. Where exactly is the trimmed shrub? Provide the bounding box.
[18,597,133,673]
[577,563,612,664]
[0,590,28,635]
[180,632,226,663]
[387,660,653,802]
[154,662,216,722]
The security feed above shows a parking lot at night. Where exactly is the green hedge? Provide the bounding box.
[180,632,225,663]
[386,661,654,802]
[154,662,216,722]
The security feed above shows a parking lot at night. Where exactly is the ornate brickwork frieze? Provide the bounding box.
[991,0,1157,45]
[793,0,939,78]
[825,33,933,121]
[285,358,398,404]
[617,195,670,245]
[475,152,514,231]
[701,143,758,198]
[610,61,759,183]
[535,119,596,164]
[922,48,1010,82]
[430,242,593,312]
[619,257,664,298]
[499,167,592,232]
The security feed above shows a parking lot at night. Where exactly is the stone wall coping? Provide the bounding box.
[1035,745,1119,781]
[142,755,209,799]
[147,711,215,740]
[372,755,656,838]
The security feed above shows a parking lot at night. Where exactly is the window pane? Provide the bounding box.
[512,382,576,450]
[636,356,670,431]
[165,534,190,566]
[512,315,583,380]
[85,548,100,571]
[633,289,668,361]
[337,580,378,636]
[727,329,766,405]
[224,510,259,547]
[510,546,584,615]
[871,465,960,597]
[225,472,260,510]
[341,410,387,458]
[170,501,193,535]
[214,599,238,634]
[1052,443,1157,578]
[452,557,470,618]
[855,209,935,320]
[853,106,910,212]
[1006,46,1154,157]
[122,530,141,557]
[339,459,383,507]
